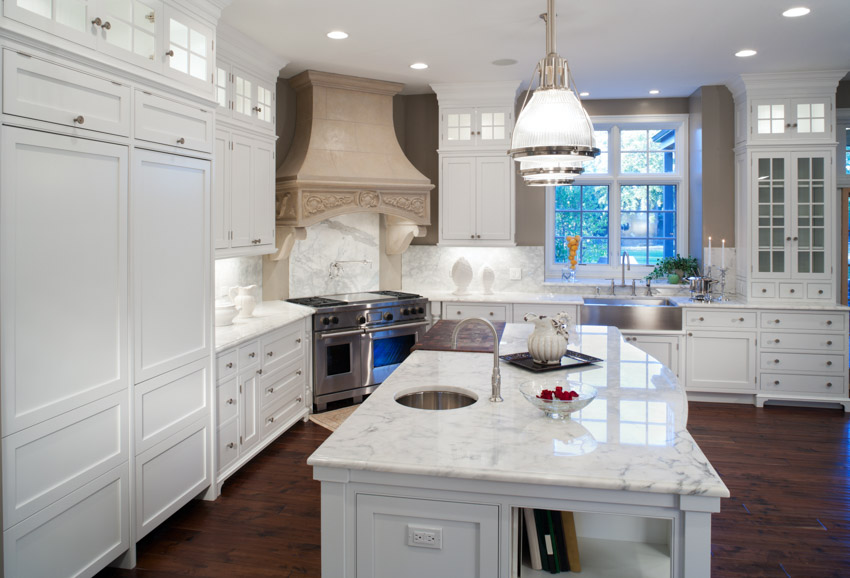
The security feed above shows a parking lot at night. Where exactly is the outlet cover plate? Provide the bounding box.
[407,525,442,549]
[509,268,521,280]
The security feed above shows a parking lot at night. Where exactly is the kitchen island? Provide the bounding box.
[308,323,728,577]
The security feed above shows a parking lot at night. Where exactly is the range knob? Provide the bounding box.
[417,306,425,314]
[330,316,339,324]
[401,308,411,315]
[356,315,367,324]
[383,312,394,321]
[321,317,331,325]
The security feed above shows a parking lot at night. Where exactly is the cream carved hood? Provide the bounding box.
[273,70,433,259]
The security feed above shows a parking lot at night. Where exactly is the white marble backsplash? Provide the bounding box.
[215,256,263,302]
[289,213,381,298]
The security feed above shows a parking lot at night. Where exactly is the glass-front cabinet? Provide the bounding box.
[439,106,513,150]
[3,0,97,47]
[97,0,162,71]
[752,150,831,280]
[751,98,833,142]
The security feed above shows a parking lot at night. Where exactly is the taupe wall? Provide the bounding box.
[837,80,850,108]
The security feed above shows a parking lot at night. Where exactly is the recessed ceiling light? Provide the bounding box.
[735,49,757,57]
[410,62,428,70]
[492,58,518,66]
[327,30,348,40]
[579,92,590,97]
[782,6,810,17]
[649,90,660,95]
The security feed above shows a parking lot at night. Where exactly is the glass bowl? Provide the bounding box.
[518,378,597,420]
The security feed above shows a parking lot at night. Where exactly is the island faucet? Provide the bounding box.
[451,317,503,403]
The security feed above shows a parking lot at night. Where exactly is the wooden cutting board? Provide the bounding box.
[413,320,506,353]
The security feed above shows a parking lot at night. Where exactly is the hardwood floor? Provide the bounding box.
[98,402,850,577]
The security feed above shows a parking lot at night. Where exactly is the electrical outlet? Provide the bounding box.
[407,525,442,549]
[509,268,522,280]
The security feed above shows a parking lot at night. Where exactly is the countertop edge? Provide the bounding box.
[215,301,315,353]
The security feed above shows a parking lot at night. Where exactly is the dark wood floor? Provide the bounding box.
[98,402,850,577]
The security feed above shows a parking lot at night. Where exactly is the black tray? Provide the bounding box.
[499,350,603,372]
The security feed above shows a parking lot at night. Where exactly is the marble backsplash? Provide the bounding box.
[215,256,264,302]
[289,213,381,298]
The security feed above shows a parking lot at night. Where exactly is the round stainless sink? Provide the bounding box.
[395,387,478,410]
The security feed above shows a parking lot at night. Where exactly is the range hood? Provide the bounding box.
[273,70,433,259]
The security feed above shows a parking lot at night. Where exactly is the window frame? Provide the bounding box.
[837,109,850,187]
[545,114,689,280]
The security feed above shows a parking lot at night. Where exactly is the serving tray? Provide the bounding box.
[499,350,603,372]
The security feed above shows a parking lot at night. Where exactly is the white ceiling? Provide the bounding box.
[221,0,850,99]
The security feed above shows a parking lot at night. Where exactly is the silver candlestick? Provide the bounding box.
[715,267,728,302]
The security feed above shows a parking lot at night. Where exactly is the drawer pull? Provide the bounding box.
[699,317,704,321]
[176,137,185,145]
[267,416,275,424]
[761,288,767,293]
[826,320,833,326]
[257,369,263,375]
[166,49,174,57]
[774,319,781,324]
[789,289,795,294]
[226,398,235,405]
[91,17,103,26]
[226,362,233,368]
[267,387,274,394]
[296,338,302,344]
[226,442,236,449]
[774,359,780,364]
[457,311,461,315]
[827,340,833,346]
[489,312,494,316]
[267,351,274,357]
[827,382,833,388]
[73,115,85,125]
[774,380,780,385]
[296,369,302,375]
[826,361,833,366]
[296,396,302,403]
[687,332,693,337]
[253,106,262,113]
[249,352,256,358]
[774,339,780,344]
[786,236,791,241]
[102,20,111,30]
[737,317,744,322]
[818,290,824,295]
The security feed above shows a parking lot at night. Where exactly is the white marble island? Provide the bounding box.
[308,324,728,578]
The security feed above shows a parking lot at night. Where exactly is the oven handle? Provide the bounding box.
[363,320,430,334]
[318,328,365,340]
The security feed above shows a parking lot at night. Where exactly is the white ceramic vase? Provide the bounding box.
[481,265,495,294]
[451,257,473,295]
[524,312,571,365]
[214,299,238,327]
[229,285,257,318]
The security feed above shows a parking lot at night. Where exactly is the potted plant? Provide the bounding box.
[645,254,700,284]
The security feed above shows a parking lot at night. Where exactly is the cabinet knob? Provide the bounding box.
[267,351,274,357]
[774,359,780,364]
[226,398,235,404]
[826,361,833,366]
[826,320,833,326]
[257,368,263,375]
[774,339,780,344]
[476,234,481,238]
[470,235,475,239]
[489,311,494,316]
[296,396,303,403]
[91,17,102,26]
[253,106,262,113]
[176,137,185,145]
[227,442,236,449]
[792,236,798,241]
[102,20,111,30]
[789,289,795,294]
[457,311,461,315]
[688,332,693,337]
[698,317,704,321]
[786,236,791,241]
[267,387,274,394]
[267,416,275,424]
[249,352,255,358]
[818,290,824,295]
[296,369,302,375]
[296,338,302,344]
[737,317,744,322]
[761,288,767,293]
[774,380,780,385]
[226,362,233,368]
[774,319,780,324]
[73,115,85,124]
[166,49,174,57]
[827,382,833,388]
[827,340,833,346]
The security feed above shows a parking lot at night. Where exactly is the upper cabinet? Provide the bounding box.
[1,0,221,97]
[216,59,275,129]
[439,106,513,150]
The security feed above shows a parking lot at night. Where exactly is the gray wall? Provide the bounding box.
[837,80,850,108]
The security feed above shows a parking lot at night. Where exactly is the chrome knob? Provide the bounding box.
[73,115,85,124]
[166,49,174,57]
[91,17,102,26]
[177,137,185,144]
[226,362,233,368]
[102,21,111,30]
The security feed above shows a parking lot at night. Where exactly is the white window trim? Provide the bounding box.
[545,114,689,280]
[837,109,850,187]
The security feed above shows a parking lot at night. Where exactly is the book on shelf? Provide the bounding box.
[561,510,581,573]
[532,508,553,572]
[551,508,570,572]
[545,509,561,573]
[523,508,543,570]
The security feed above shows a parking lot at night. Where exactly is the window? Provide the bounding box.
[838,111,850,185]
[545,115,688,279]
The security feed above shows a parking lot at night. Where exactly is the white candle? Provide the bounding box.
[721,239,726,269]
[707,237,712,268]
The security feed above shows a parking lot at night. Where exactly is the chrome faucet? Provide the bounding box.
[621,251,630,285]
[451,318,503,403]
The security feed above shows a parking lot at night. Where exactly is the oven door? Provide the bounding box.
[314,328,364,398]
[362,320,430,387]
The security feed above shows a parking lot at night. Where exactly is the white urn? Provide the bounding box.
[451,257,473,295]
[481,265,495,294]
[229,285,258,318]
[524,311,571,365]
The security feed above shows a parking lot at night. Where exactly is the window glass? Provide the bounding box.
[554,185,609,265]
[582,130,609,174]
[619,185,677,265]
[621,129,676,174]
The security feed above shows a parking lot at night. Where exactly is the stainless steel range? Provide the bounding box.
[286,291,430,411]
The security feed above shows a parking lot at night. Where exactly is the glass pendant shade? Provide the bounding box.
[519,157,583,186]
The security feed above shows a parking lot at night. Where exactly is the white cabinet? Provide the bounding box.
[134,89,214,153]
[432,82,520,247]
[132,149,211,383]
[511,303,580,325]
[3,0,98,48]
[685,330,757,392]
[162,4,214,92]
[440,155,513,243]
[443,302,509,322]
[215,59,275,129]
[96,0,163,72]
[749,97,833,142]
[213,129,276,255]
[622,333,682,378]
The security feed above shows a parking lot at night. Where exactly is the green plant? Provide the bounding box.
[645,254,700,281]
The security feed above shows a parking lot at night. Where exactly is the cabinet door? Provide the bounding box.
[752,99,790,139]
[214,59,231,113]
[162,4,214,94]
[476,106,511,147]
[229,133,254,247]
[239,370,260,453]
[791,98,830,137]
[1,127,129,435]
[97,0,163,72]
[3,0,97,48]
[440,156,476,240]
[231,66,255,124]
[685,331,756,391]
[254,79,275,127]
[476,156,511,241]
[791,153,830,278]
[252,137,275,246]
[213,130,231,249]
[622,334,680,377]
[752,153,790,277]
[133,150,210,383]
[440,107,474,147]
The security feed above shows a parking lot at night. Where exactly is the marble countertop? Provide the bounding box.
[308,323,730,498]
[215,301,314,352]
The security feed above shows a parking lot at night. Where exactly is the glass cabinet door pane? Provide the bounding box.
[755,156,786,273]
[55,0,88,33]
[795,156,826,274]
[446,112,472,141]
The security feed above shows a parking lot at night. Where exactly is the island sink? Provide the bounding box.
[394,388,478,410]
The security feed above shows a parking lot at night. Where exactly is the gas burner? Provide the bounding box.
[371,290,422,299]
[286,296,346,307]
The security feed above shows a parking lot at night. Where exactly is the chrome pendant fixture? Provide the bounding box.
[509,0,598,186]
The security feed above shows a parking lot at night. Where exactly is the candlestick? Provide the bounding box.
[721,239,725,269]
[707,237,712,268]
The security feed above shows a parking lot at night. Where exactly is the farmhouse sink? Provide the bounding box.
[581,297,682,331]
[395,387,478,410]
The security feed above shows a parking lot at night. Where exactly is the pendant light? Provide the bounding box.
[509,0,598,186]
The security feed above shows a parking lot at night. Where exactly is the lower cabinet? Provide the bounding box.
[512,303,580,325]
[621,333,682,378]
[444,302,509,322]
[685,331,757,392]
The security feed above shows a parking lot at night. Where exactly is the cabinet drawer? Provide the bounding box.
[807,283,832,299]
[761,373,845,395]
[2,50,131,137]
[2,392,127,528]
[760,352,845,374]
[135,417,210,539]
[512,303,579,324]
[761,332,845,352]
[262,325,305,373]
[760,312,846,331]
[134,91,214,153]
[216,376,238,424]
[260,388,306,440]
[239,340,260,368]
[216,419,239,474]
[778,283,804,299]
[216,350,237,381]
[751,282,775,298]
[134,358,209,455]
[444,304,508,322]
[260,360,305,410]
[684,310,756,328]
